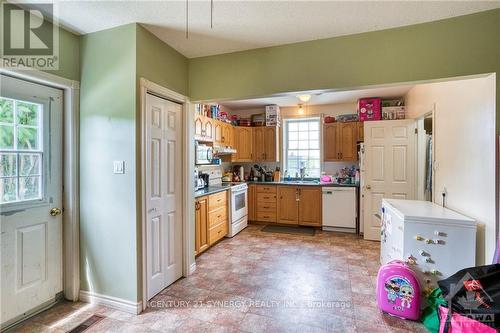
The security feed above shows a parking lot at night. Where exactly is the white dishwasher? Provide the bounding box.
[322,187,357,233]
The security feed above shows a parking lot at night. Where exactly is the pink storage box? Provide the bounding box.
[358,97,381,121]
[438,306,496,333]
[376,260,421,320]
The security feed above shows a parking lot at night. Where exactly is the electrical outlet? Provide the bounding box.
[113,161,125,174]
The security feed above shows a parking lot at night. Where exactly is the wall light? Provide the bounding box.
[298,104,305,115]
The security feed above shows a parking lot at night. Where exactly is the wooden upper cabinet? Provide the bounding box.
[204,118,214,141]
[323,122,358,161]
[357,122,364,142]
[324,123,340,161]
[277,186,299,225]
[195,196,209,255]
[213,121,223,145]
[194,115,215,142]
[221,123,234,147]
[263,127,279,162]
[194,115,205,140]
[234,127,253,162]
[338,122,357,161]
[298,187,322,226]
[253,127,265,161]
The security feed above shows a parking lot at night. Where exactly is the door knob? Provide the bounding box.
[50,207,62,216]
[365,185,371,190]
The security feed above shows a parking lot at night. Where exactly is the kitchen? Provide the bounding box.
[193,86,410,255]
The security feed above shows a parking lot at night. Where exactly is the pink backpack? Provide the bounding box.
[376,260,421,320]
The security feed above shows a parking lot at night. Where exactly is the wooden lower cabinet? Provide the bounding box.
[256,185,277,223]
[195,191,229,255]
[277,186,299,225]
[298,187,322,226]
[195,196,209,255]
[277,186,322,226]
[248,184,256,221]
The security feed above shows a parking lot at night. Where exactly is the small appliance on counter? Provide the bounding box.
[199,173,209,187]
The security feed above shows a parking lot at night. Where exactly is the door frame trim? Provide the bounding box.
[0,67,81,301]
[139,78,192,311]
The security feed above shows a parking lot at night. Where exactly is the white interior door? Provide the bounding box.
[363,119,416,241]
[1,75,63,328]
[145,93,182,300]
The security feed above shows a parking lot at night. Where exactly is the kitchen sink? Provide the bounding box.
[283,180,320,184]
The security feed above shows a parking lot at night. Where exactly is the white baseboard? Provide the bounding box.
[79,290,142,315]
[189,262,196,275]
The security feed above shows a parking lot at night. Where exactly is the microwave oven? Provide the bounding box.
[196,144,213,165]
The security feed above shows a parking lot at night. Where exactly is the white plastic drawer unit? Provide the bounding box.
[322,187,357,233]
[381,199,476,291]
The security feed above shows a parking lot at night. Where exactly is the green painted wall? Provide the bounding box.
[79,24,138,302]
[136,24,188,95]
[49,27,80,81]
[188,9,499,126]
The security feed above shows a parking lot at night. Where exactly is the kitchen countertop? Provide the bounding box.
[246,180,359,187]
[194,185,231,198]
[195,181,358,198]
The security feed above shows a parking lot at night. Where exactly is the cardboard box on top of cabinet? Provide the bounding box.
[358,97,381,121]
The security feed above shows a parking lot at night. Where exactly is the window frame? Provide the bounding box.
[283,116,322,179]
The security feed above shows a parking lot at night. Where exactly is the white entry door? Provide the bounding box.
[145,93,182,300]
[363,119,416,241]
[0,75,63,328]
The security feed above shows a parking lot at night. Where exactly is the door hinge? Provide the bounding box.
[414,128,418,134]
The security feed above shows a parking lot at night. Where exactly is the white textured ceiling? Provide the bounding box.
[37,1,500,58]
[220,84,415,110]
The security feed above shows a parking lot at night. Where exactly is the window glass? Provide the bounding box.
[0,97,43,204]
[284,117,321,178]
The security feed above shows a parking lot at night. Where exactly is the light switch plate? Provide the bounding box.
[113,161,125,174]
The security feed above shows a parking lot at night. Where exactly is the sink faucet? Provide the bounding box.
[299,166,306,180]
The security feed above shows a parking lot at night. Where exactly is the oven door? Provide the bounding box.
[231,188,248,222]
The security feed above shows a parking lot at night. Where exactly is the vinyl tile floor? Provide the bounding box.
[10,224,427,333]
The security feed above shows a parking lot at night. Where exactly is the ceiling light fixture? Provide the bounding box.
[298,104,305,115]
[297,94,312,103]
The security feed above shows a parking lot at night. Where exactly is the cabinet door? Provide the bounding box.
[253,127,265,161]
[213,121,223,145]
[195,197,209,254]
[324,123,340,161]
[221,123,231,147]
[263,127,278,162]
[204,118,214,141]
[298,187,322,226]
[357,122,364,142]
[234,127,253,161]
[248,184,256,221]
[277,186,298,224]
[338,122,357,161]
[194,115,204,139]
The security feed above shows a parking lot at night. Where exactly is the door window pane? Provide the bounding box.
[0,97,43,204]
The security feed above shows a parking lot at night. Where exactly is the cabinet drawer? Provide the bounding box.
[256,202,277,212]
[209,221,227,245]
[208,191,227,212]
[208,206,227,228]
[256,193,277,202]
[256,185,277,193]
[256,212,277,223]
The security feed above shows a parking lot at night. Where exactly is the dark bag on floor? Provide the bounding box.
[438,264,500,332]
